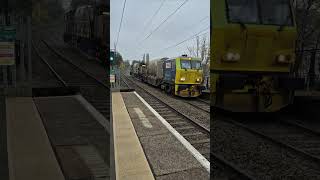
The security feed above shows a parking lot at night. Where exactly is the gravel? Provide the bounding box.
[129,76,210,131]
[212,117,320,179]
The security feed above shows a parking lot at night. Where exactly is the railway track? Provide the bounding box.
[211,153,255,180]
[214,112,320,177]
[122,75,210,160]
[123,75,257,179]
[182,98,210,113]
[230,116,320,164]
[32,39,110,161]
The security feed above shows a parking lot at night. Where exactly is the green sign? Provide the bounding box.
[0,26,16,65]
[0,26,16,42]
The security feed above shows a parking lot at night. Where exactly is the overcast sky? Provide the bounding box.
[111,0,210,61]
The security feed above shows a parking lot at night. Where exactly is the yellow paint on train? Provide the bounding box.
[174,57,203,97]
[211,0,303,112]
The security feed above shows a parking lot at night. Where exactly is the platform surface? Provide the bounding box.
[6,97,64,180]
[121,92,209,180]
[34,95,110,180]
[112,92,155,180]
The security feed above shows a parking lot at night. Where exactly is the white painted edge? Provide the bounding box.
[133,91,210,173]
[75,95,110,134]
[134,108,153,128]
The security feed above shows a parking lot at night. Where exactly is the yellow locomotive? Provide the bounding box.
[141,55,204,97]
[211,0,304,112]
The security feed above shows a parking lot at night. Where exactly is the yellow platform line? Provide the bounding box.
[112,92,154,180]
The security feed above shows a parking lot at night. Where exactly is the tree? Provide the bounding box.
[47,0,64,19]
[293,0,320,72]
[186,35,210,64]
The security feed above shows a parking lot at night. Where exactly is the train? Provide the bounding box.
[211,0,304,112]
[63,0,109,66]
[132,55,205,97]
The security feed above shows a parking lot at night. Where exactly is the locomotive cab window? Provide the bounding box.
[226,0,259,24]
[260,0,293,26]
[191,61,202,70]
[181,60,191,69]
[226,0,293,26]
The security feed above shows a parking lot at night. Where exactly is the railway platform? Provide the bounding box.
[112,91,209,180]
[6,94,110,180]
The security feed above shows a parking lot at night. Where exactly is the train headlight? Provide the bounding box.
[233,53,240,60]
[276,54,292,64]
[180,77,186,82]
[223,52,240,62]
[278,55,286,63]
[226,52,234,60]
[196,78,201,82]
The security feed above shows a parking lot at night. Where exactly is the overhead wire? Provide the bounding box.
[115,0,127,48]
[158,26,210,53]
[136,0,167,41]
[136,13,209,55]
[139,0,190,45]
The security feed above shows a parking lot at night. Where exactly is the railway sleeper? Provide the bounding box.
[183,132,203,137]
[174,125,194,130]
[192,142,210,150]
[189,138,210,145]
[176,128,199,134]
[184,134,209,141]
[165,119,184,124]
[161,114,179,118]
[155,109,171,113]
[170,122,189,128]
[150,105,166,109]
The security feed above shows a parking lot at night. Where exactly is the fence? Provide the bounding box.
[296,49,320,90]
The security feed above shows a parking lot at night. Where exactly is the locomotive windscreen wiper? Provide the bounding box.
[234,19,247,30]
[238,21,247,30]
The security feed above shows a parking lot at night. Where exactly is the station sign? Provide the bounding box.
[0,26,16,65]
[110,74,115,83]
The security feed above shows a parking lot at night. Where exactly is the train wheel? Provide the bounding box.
[171,86,175,96]
[165,85,171,94]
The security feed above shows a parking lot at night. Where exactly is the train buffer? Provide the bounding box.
[112,91,209,179]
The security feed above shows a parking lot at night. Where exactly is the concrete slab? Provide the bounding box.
[33,95,110,179]
[126,106,157,119]
[122,93,170,137]
[112,92,154,180]
[55,146,93,179]
[34,96,109,161]
[140,133,203,176]
[6,97,64,180]
[121,92,144,108]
